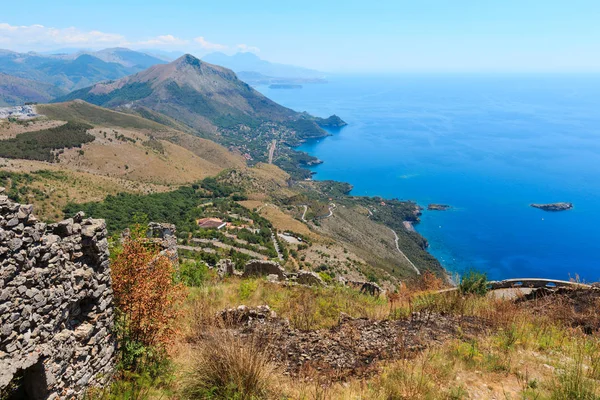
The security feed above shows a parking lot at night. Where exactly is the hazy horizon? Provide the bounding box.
[2,0,600,73]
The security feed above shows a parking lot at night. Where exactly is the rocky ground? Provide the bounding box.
[215,305,485,380]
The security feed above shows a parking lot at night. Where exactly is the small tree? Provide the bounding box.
[459,270,489,296]
[111,225,187,371]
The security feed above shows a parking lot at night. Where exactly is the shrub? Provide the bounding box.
[180,260,210,287]
[111,225,187,371]
[459,271,489,296]
[318,271,333,284]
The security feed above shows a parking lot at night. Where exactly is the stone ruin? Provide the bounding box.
[0,189,116,399]
[242,260,287,281]
[147,222,178,264]
[220,259,382,295]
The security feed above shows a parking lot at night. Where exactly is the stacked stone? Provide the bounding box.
[147,222,178,264]
[0,188,116,398]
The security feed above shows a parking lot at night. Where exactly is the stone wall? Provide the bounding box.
[0,189,116,399]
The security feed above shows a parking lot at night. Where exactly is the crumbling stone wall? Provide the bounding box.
[242,260,286,280]
[0,189,116,399]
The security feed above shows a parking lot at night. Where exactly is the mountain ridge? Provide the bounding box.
[54,54,339,178]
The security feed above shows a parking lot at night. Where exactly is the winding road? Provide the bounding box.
[300,205,308,222]
[391,229,421,275]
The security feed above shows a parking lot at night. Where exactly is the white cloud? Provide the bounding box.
[137,34,188,47]
[236,44,260,53]
[0,22,261,55]
[0,23,126,49]
[193,36,227,51]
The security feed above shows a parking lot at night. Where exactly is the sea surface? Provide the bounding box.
[257,75,600,282]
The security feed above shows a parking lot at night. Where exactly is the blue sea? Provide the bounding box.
[258,75,600,282]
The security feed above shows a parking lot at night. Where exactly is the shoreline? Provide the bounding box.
[293,130,448,279]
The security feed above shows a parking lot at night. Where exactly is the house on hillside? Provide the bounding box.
[197,217,227,230]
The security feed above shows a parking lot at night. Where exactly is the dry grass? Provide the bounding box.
[103,273,600,399]
[181,330,277,399]
[0,119,66,139]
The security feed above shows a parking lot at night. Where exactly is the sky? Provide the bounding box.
[1,0,600,73]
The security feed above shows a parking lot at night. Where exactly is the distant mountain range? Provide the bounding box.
[0,72,66,107]
[0,48,166,92]
[202,52,327,85]
[0,47,329,105]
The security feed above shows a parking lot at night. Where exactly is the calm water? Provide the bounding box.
[258,75,600,281]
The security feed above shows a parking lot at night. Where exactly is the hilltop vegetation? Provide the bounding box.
[0,121,94,162]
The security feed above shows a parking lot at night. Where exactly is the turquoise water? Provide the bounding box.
[257,75,600,282]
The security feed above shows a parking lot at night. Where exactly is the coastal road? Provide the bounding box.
[391,229,421,275]
[268,139,277,164]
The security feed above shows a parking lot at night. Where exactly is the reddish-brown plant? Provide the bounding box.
[111,225,187,350]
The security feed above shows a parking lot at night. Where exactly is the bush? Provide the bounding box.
[182,332,275,399]
[180,260,210,287]
[459,271,489,296]
[111,225,187,371]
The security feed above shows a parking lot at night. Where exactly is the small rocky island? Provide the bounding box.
[428,204,451,211]
[530,202,573,212]
[316,114,348,128]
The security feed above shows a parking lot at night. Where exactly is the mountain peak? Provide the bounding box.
[174,54,202,67]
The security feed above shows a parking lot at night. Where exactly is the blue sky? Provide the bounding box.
[1,0,599,72]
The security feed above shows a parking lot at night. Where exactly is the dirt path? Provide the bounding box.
[300,205,308,222]
[391,228,420,275]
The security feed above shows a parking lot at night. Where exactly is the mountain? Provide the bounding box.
[0,73,66,106]
[57,54,327,135]
[137,49,185,61]
[56,54,340,179]
[83,48,167,69]
[202,52,325,80]
[0,48,165,92]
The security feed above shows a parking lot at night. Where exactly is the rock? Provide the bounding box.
[17,204,33,220]
[266,274,280,283]
[55,218,74,236]
[530,202,573,212]
[217,259,235,278]
[295,270,325,286]
[427,204,451,211]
